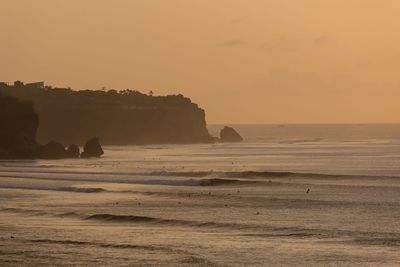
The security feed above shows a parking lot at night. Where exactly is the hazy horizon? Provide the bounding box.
[2,0,400,124]
[2,3,400,265]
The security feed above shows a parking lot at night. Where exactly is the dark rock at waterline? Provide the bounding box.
[0,94,38,159]
[66,144,80,158]
[81,138,104,158]
[37,141,67,159]
[219,126,243,143]
[0,93,104,160]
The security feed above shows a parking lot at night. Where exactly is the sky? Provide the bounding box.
[1,0,400,124]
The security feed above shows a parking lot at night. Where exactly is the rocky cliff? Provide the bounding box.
[0,83,213,145]
[0,93,38,159]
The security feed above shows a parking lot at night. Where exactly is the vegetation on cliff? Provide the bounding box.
[0,82,213,145]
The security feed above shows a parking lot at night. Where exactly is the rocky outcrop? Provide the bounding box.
[0,93,104,160]
[0,94,38,159]
[37,141,68,159]
[219,126,243,143]
[37,142,95,159]
[66,144,80,158]
[81,138,104,158]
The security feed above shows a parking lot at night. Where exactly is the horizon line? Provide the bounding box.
[207,122,400,125]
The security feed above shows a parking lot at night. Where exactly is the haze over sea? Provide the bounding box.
[1,124,400,266]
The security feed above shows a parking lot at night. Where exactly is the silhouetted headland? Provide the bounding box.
[0,81,244,159]
[0,81,215,145]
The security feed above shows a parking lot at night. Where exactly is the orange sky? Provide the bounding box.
[1,0,400,123]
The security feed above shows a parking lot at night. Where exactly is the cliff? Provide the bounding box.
[0,82,213,145]
[0,93,38,159]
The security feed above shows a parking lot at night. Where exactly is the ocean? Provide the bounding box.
[1,124,400,266]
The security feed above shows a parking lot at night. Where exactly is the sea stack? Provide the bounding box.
[66,144,80,158]
[219,126,243,143]
[81,138,104,158]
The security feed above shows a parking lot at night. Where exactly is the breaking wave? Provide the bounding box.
[29,239,169,251]
[0,185,106,193]
[57,187,105,193]
[84,213,400,244]
[1,167,398,182]
[85,213,266,231]
[5,207,400,247]
[0,168,377,179]
[147,170,390,181]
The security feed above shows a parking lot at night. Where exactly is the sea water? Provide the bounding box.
[1,124,400,266]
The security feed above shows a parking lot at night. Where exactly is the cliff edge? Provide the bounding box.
[0,82,214,145]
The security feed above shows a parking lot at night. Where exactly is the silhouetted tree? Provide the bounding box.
[14,80,24,87]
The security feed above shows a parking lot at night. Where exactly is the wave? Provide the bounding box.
[86,214,259,230]
[107,177,255,186]
[0,208,50,216]
[5,208,400,248]
[166,171,400,182]
[198,178,258,186]
[278,138,323,144]
[87,214,165,223]
[0,208,83,219]
[0,171,257,187]
[85,213,255,230]
[1,167,399,192]
[57,187,105,193]
[84,213,400,246]
[352,238,400,247]
[147,170,381,180]
[84,213,343,235]
[2,167,398,181]
[28,238,216,264]
[0,185,106,193]
[29,239,168,251]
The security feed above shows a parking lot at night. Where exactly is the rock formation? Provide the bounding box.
[36,141,68,159]
[81,138,104,158]
[0,93,101,160]
[66,144,80,158]
[219,126,243,143]
[0,94,38,159]
[0,83,214,145]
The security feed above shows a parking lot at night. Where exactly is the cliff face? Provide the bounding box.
[0,84,213,145]
[0,93,38,159]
